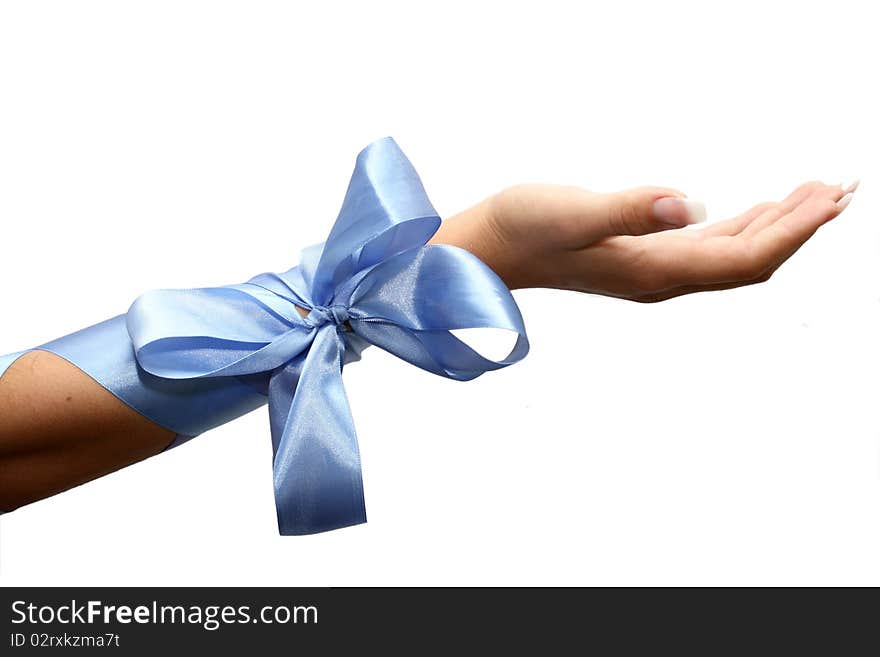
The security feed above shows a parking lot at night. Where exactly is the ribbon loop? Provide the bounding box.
[125,137,529,535]
[309,136,441,305]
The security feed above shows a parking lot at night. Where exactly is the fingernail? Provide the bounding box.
[653,197,707,227]
[843,179,860,194]
[837,192,854,211]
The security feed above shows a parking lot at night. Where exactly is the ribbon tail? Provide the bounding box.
[268,325,366,535]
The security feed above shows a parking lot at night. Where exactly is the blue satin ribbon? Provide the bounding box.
[0,137,529,534]
[126,137,529,534]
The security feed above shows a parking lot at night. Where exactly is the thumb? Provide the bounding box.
[596,187,707,238]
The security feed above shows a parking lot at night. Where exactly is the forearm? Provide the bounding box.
[0,350,175,510]
[0,212,494,512]
[0,309,273,510]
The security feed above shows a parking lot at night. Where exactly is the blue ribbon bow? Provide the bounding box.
[125,137,529,534]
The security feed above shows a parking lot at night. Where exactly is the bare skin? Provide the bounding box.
[0,180,857,510]
[0,351,175,509]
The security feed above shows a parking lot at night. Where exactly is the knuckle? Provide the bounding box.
[612,201,642,235]
[820,198,839,215]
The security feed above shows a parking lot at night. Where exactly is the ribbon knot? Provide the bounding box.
[124,137,529,535]
[306,304,350,330]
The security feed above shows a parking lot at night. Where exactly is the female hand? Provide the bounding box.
[431,180,857,301]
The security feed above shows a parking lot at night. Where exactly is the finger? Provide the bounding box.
[741,182,843,238]
[637,188,851,299]
[648,193,846,289]
[844,179,861,195]
[747,191,847,267]
[736,205,787,238]
[697,180,826,239]
[590,186,707,239]
[696,202,776,238]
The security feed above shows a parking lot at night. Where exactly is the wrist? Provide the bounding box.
[430,194,524,290]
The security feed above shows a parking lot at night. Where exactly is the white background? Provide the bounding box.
[0,0,878,586]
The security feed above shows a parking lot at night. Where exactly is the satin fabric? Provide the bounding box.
[0,137,529,535]
[0,317,269,441]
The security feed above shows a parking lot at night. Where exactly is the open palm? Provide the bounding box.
[438,180,856,301]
